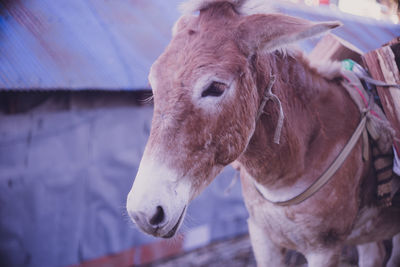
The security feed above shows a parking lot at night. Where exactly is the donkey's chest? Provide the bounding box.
[240,174,359,251]
[245,198,332,251]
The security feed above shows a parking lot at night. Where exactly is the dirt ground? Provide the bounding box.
[145,234,360,267]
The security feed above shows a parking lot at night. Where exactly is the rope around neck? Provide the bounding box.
[256,75,284,144]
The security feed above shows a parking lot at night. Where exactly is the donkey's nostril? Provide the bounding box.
[149,206,165,226]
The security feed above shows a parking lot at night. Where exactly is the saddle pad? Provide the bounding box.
[341,69,396,207]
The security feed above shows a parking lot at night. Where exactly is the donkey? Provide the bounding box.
[126,0,400,266]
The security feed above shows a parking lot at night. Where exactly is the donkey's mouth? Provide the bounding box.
[162,206,186,238]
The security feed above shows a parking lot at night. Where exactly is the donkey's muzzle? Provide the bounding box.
[127,205,168,237]
[126,157,191,238]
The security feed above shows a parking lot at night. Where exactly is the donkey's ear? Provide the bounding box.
[237,14,342,54]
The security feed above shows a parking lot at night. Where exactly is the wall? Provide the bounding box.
[0,93,247,267]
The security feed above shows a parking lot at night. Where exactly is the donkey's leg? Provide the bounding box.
[248,218,286,267]
[387,233,400,267]
[305,248,341,267]
[357,241,386,267]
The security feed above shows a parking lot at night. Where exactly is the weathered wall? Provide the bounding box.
[0,95,247,267]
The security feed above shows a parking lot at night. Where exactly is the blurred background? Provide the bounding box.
[0,0,399,266]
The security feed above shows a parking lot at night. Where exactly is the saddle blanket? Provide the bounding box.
[341,60,397,207]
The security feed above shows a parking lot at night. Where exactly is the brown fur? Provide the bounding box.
[141,1,400,265]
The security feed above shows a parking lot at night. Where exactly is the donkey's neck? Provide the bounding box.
[237,50,359,200]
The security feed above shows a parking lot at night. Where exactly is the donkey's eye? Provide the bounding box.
[201,81,227,97]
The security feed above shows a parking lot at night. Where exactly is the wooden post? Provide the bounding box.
[309,34,364,65]
[363,39,400,154]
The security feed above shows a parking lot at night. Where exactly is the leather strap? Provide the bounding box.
[255,113,368,206]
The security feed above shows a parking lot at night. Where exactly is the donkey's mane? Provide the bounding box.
[180,0,276,15]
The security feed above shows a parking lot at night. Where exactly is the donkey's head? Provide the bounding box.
[126,0,340,238]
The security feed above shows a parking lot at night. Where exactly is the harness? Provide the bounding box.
[254,68,398,207]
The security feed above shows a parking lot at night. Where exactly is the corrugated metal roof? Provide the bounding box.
[277,3,400,53]
[0,0,398,91]
[0,0,180,91]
